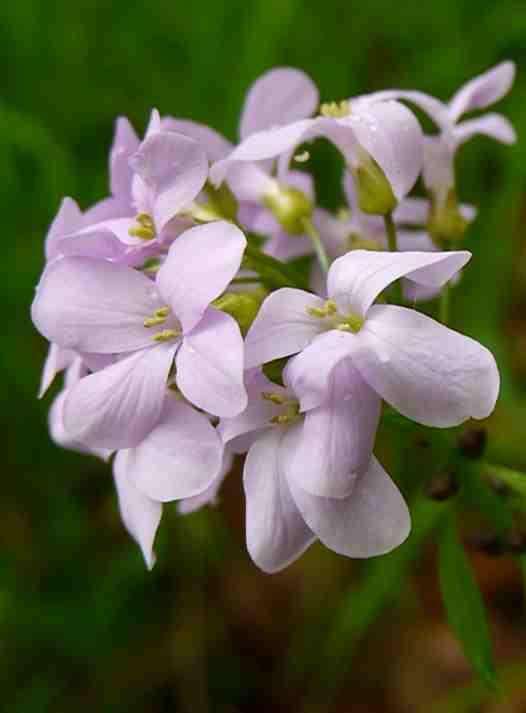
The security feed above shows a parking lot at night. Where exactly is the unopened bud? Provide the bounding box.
[458,427,487,460]
[352,154,396,215]
[263,183,313,235]
[203,181,239,222]
[424,470,459,501]
[212,289,267,335]
[428,189,468,244]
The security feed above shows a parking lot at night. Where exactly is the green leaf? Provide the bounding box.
[460,465,513,536]
[438,515,498,690]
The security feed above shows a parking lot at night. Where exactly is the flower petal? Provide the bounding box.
[32,257,163,353]
[453,113,517,146]
[327,249,471,317]
[162,117,233,161]
[63,344,176,449]
[287,450,411,558]
[240,67,319,139]
[244,288,324,368]
[178,450,233,515]
[244,427,315,573]
[57,229,129,261]
[353,304,500,427]
[130,131,208,231]
[210,119,315,187]
[113,450,162,570]
[287,358,381,498]
[157,221,247,333]
[448,61,516,122]
[284,330,358,411]
[39,343,77,398]
[356,90,449,130]
[45,197,84,261]
[127,399,223,502]
[110,116,140,199]
[345,100,423,199]
[176,309,247,417]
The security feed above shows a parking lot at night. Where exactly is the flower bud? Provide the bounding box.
[213,289,267,335]
[428,188,468,245]
[351,153,397,216]
[263,183,313,235]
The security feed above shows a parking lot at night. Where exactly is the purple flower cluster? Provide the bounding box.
[32,63,515,572]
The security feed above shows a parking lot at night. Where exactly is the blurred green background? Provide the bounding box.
[3,1,526,711]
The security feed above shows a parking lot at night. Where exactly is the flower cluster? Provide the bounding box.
[32,63,515,572]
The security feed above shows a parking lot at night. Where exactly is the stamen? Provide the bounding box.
[144,316,167,328]
[307,306,328,318]
[154,307,170,318]
[129,212,155,240]
[269,402,300,425]
[153,329,180,342]
[319,100,350,118]
[294,150,310,163]
[336,313,364,333]
[261,391,285,405]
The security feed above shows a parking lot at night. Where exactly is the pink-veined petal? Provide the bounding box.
[244,288,324,368]
[176,309,247,417]
[287,358,381,498]
[45,197,84,261]
[355,90,449,130]
[157,221,246,333]
[240,67,319,139]
[127,399,223,502]
[32,257,164,353]
[448,61,516,122]
[327,249,471,317]
[178,450,233,515]
[113,450,162,570]
[452,113,517,146]
[39,343,77,398]
[63,344,177,449]
[130,131,208,231]
[162,117,233,161]
[110,116,140,199]
[353,304,500,427]
[56,229,130,261]
[243,427,315,573]
[287,448,411,558]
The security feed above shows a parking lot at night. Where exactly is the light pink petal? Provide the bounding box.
[63,344,177,449]
[127,399,223,502]
[345,100,423,200]
[210,119,315,187]
[284,330,358,411]
[240,67,318,139]
[393,197,429,226]
[113,450,162,570]
[157,221,246,333]
[327,249,471,317]
[39,343,77,398]
[244,288,324,368]
[45,197,84,261]
[178,450,233,515]
[357,90,449,130]
[176,309,247,417]
[145,108,162,137]
[448,61,516,122]
[353,304,500,427]
[49,387,111,461]
[56,229,129,261]
[265,231,313,261]
[32,257,163,353]
[225,162,274,201]
[218,370,285,447]
[287,449,411,558]
[110,116,140,199]
[287,359,381,498]
[243,427,315,573]
[452,113,517,146]
[162,117,233,161]
[81,197,133,225]
[130,131,208,231]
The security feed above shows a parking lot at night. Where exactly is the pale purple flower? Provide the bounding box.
[113,394,225,568]
[245,250,500,430]
[32,221,248,449]
[219,369,409,573]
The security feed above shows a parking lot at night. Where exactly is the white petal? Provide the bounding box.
[162,117,233,161]
[448,61,516,122]
[63,345,177,449]
[45,197,84,261]
[113,450,162,570]
[353,305,500,427]
[243,427,315,573]
[452,113,517,146]
[327,249,471,317]
[127,399,223,502]
[39,343,77,398]
[244,288,324,368]
[178,450,233,515]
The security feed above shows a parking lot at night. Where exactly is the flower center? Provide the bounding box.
[128,212,156,240]
[319,100,350,118]
[306,298,364,333]
[143,306,181,342]
[261,391,300,426]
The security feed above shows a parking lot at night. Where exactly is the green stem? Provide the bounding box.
[384,211,398,252]
[440,281,450,325]
[301,217,330,274]
[230,276,261,285]
[483,462,526,498]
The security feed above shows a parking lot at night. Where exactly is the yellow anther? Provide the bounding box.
[307,306,328,318]
[319,100,350,118]
[336,313,364,333]
[144,316,167,328]
[294,150,310,163]
[136,212,155,228]
[261,392,285,405]
[324,299,337,315]
[337,207,351,221]
[154,307,170,318]
[153,329,180,342]
[129,212,155,240]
